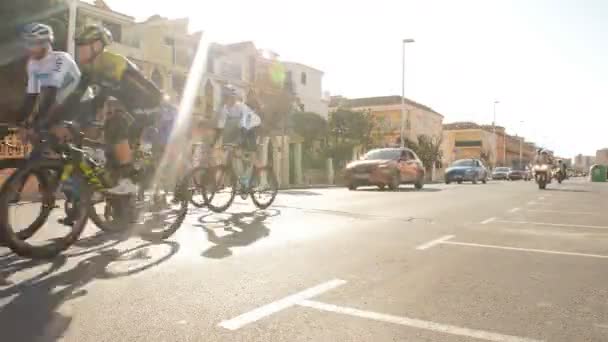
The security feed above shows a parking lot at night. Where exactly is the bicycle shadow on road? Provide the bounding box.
[197,209,278,259]
[0,240,179,342]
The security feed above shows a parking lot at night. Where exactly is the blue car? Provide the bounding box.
[445,159,488,184]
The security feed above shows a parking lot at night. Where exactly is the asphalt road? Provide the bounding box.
[1,178,608,342]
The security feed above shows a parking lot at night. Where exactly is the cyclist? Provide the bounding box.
[74,25,164,195]
[16,23,85,148]
[214,85,262,185]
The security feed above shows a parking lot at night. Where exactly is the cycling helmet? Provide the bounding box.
[22,23,54,45]
[75,25,113,46]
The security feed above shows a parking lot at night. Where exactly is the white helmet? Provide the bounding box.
[22,23,54,45]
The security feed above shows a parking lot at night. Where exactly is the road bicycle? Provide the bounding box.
[203,143,278,213]
[0,121,188,259]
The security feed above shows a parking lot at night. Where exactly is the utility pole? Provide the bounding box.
[400,38,415,147]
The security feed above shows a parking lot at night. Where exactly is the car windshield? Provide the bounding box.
[495,167,510,172]
[451,160,474,167]
[362,149,400,160]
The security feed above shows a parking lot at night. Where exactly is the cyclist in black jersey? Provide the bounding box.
[74,25,163,195]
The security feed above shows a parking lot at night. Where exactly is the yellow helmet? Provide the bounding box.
[75,25,113,46]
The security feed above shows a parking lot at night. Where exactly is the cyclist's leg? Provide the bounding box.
[104,110,137,195]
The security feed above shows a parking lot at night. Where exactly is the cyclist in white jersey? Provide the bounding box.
[214,85,263,185]
[17,23,84,143]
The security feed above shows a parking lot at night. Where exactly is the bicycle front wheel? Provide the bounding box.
[0,159,90,259]
[182,165,211,208]
[250,166,278,209]
[0,166,56,240]
[203,165,236,213]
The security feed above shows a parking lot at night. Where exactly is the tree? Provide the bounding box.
[328,108,375,148]
[407,135,443,171]
[291,111,328,147]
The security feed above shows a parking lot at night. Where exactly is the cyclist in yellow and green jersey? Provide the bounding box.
[74,25,164,195]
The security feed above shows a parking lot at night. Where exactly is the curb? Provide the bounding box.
[280,184,340,190]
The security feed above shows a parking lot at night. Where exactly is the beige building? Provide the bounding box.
[75,1,206,116]
[329,95,444,147]
[442,122,536,169]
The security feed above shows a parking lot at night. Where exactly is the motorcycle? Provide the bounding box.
[553,168,565,184]
[533,163,550,190]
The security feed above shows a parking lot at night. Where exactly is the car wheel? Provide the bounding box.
[445,180,451,184]
[472,175,478,184]
[457,180,463,184]
[378,184,386,191]
[482,177,487,184]
[388,173,400,191]
[348,183,357,191]
[414,179,424,190]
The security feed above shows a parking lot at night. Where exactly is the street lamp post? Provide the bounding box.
[400,38,415,148]
[519,120,524,169]
[492,100,499,166]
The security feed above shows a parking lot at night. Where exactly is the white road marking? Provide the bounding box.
[481,217,496,224]
[526,209,596,215]
[442,240,608,259]
[218,279,347,330]
[508,207,521,213]
[415,235,454,250]
[527,201,536,205]
[298,300,542,342]
[538,196,545,200]
[494,219,608,230]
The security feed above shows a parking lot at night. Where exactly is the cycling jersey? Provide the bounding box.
[79,51,162,114]
[26,49,81,104]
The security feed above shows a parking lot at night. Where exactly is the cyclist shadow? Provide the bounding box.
[198,209,279,259]
[0,240,179,342]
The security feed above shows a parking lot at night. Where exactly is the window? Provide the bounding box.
[300,71,307,85]
[102,21,122,43]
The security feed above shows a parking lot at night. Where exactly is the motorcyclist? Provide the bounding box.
[557,159,567,179]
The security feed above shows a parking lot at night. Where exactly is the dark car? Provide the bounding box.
[445,159,488,184]
[508,169,530,181]
[344,148,425,191]
[492,167,511,180]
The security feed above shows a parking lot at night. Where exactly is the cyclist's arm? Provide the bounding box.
[17,94,37,126]
[31,86,59,129]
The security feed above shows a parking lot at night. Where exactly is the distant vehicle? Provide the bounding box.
[445,159,488,184]
[344,148,425,191]
[508,169,530,181]
[492,167,511,180]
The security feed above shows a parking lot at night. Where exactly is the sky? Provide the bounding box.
[105,0,608,158]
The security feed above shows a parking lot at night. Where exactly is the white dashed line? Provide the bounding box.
[493,219,608,230]
[443,240,608,259]
[218,279,347,330]
[297,300,542,342]
[481,217,496,225]
[415,235,454,250]
[508,207,521,213]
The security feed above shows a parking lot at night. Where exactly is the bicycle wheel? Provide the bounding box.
[203,165,236,213]
[138,181,189,240]
[250,166,278,209]
[0,166,56,240]
[182,165,211,208]
[0,159,91,259]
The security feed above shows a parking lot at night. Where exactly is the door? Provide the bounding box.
[398,150,417,182]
